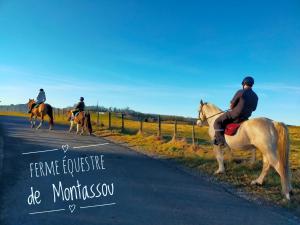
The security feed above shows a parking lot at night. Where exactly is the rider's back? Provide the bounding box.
[230,88,258,121]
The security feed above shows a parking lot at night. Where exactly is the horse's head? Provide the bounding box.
[197,100,223,127]
[197,100,209,127]
[66,110,72,117]
[27,99,35,110]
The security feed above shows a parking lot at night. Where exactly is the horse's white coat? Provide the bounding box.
[197,102,292,199]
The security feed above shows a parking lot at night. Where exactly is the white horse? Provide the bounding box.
[197,100,292,200]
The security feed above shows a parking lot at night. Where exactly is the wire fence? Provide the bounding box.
[52,109,210,146]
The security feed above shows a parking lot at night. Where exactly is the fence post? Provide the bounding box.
[172,120,177,141]
[138,117,143,135]
[157,115,161,139]
[121,113,125,132]
[108,111,112,130]
[192,121,195,147]
[97,101,100,126]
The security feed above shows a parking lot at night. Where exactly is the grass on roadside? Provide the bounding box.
[1,111,299,213]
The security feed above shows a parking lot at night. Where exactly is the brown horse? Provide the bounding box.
[67,110,92,135]
[27,99,54,130]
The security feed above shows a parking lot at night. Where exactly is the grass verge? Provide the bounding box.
[1,111,300,215]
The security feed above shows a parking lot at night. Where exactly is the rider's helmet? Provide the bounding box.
[40,88,44,92]
[80,97,84,101]
[242,76,254,87]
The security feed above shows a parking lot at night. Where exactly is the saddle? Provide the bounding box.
[225,123,242,136]
[34,103,44,108]
[73,111,85,117]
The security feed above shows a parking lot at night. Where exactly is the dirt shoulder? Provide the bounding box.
[0,123,4,178]
[94,130,300,219]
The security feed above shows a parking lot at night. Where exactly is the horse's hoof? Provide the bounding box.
[285,193,291,201]
[214,170,225,175]
[251,180,262,186]
[251,180,257,185]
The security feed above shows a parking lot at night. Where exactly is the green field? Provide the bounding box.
[1,111,299,213]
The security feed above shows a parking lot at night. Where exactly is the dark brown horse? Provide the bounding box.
[27,99,54,129]
[67,110,92,135]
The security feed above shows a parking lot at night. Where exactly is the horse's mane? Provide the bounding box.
[205,103,223,113]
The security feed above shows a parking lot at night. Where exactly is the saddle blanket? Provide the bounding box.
[225,123,241,136]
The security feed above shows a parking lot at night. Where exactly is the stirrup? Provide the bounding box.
[213,139,225,147]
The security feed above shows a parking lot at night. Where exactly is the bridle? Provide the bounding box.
[198,104,229,124]
[27,100,35,109]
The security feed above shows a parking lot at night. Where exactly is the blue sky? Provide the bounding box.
[0,0,299,125]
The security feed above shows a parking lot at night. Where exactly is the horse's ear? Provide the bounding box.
[200,100,204,106]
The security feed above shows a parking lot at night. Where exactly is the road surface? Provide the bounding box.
[0,116,299,225]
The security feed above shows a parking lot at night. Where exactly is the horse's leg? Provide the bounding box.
[36,115,44,129]
[225,145,233,162]
[250,148,256,165]
[30,114,35,128]
[69,121,74,132]
[213,145,225,174]
[251,155,270,185]
[76,124,80,135]
[80,124,84,135]
[33,116,37,127]
[80,119,85,135]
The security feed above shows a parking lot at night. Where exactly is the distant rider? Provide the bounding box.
[28,88,46,113]
[213,76,258,146]
[72,97,85,117]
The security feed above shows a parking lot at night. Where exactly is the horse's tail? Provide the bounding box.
[86,112,93,135]
[274,121,291,193]
[46,104,54,126]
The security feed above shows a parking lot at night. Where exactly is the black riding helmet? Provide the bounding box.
[242,76,254,87]
[80,97,84,101]
[40,88,44,92]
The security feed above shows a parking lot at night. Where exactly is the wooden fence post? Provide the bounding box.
[108,112,112,130]
[97,102,100,126]
[138,117,143,135]
[192,121,196,147]
[172,120,177,141]
[157,115,161,139]
[121,113,125,132]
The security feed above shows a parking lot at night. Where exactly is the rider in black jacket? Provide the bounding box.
[214,76,258,146]
[72,97,85,116]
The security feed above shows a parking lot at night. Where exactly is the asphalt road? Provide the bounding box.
[0,116,299,225]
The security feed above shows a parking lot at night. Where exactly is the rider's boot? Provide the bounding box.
[214,131,226,147]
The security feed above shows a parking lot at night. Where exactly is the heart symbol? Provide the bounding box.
[69,204,76,213]
[62,144,69,154]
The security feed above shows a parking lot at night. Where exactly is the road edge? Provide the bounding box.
[0,122,4,180]
[99,135,300,224]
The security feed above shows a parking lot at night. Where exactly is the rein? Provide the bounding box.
[205,110,229,120]
[199,107,230,123]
